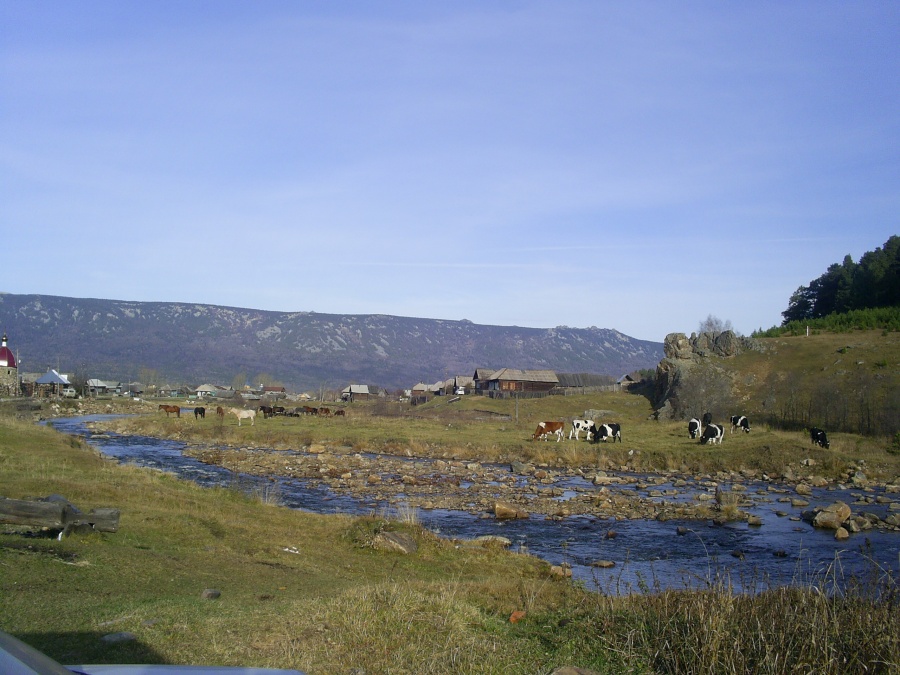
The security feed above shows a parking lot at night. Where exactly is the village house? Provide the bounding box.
[195,383,234,398]
[476,368,559,397]
[473,368,500,394]
[453,375,474,394]
[341,384,370,402]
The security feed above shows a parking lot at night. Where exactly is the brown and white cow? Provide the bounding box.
[532,421,564,442]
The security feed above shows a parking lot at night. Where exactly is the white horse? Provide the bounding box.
[230,408,256,426]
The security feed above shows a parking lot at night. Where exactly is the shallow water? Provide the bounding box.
[47,415,900,594]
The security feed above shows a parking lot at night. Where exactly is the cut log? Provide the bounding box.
[0,496,119,534]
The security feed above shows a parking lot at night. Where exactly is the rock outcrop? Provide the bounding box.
[653,330,764,420]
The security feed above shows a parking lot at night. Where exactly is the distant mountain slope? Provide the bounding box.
[0,293,663,391]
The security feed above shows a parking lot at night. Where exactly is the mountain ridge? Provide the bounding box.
[0,293,664,392]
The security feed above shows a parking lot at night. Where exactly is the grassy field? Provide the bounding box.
[2,408,898,673]
[102,375,900,484]
[2,329,899,672]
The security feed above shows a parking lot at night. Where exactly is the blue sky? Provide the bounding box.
[2,1,898,342]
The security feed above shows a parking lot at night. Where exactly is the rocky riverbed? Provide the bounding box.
[41,400,900,538]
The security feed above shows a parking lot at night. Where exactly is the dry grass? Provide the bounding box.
[2,412,899,673]
[103,382,900,483]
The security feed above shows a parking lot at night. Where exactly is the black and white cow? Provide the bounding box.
[688,418,701,439]
[730,415,751,433]
[591,422,621,443]
[569,419,594,441]
[810,427,830,449]
[700,423,724,445]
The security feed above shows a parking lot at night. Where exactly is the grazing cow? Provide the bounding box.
[216,406,225,418]
[810,427,830,449]
[569,419,594,441]
[688,418,701,439]
[532,421,565,441]
[700,423,725,445]
[158,404,180,418]
[730,415,751,433]
[194,406,206,419]
[230,408,256,426]
[591,423,622,443]
[258,405,274,419]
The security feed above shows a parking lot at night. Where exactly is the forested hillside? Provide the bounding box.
[779,235,899,324]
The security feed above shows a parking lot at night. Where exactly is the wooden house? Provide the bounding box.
[341,384,370,402]
[479,368,559,396]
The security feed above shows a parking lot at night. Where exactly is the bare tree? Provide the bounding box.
[698,314,733,334]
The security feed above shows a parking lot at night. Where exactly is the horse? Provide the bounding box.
[194,406,206,419]
[258,405,274,419]
[158,404,181,418]
[216,406,225,418]
[230,408,256,426]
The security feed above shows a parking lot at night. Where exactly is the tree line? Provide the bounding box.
[780,235,899,324]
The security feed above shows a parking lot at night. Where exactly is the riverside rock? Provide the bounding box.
[813,501,852,530]
[494,502,529,520]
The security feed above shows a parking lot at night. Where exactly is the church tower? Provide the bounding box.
[0,333,19,397]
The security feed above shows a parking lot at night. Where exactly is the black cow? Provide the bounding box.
[194,406,205,419]
[688,418,701,439]
[591,422,621,443]
[730,415,750,433]
[700,423,724,445]
[810,427,830,449]
[702,412,712,426]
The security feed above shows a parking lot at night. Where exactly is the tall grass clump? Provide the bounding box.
[531,558,900,675]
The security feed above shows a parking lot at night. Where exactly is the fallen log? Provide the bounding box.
[0,495,120,536]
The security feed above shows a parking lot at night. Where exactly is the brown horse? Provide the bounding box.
[216,406,225,418]
[158,404,181,418]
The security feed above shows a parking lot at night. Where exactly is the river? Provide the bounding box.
[47,415,900,595]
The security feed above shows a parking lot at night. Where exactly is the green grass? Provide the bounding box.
[3,327,899,672]
[2,410,899,672]
[106,378,900,482]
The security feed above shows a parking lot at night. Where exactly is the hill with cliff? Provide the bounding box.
[653,328,899,438]
[0,293,663,392]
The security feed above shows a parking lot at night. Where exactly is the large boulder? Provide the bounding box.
[813,501,852,530]
[654,330,764,418]
[494,502,529,520]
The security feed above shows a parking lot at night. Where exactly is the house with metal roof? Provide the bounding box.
[479,368,559,396]
[341,384,370,402]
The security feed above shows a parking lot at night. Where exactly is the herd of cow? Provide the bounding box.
[685,413,750,445]
[257,405,344,418]
[532,411,832,449]
[160,403,346,427]
[162,402,832,448]
[531,419,621,443]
